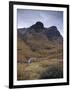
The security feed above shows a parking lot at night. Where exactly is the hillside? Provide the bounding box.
[17,21,63,80]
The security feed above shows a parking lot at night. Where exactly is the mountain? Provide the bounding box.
[17,22,63,80]
[17,21,63,62]
[18,22,63,41]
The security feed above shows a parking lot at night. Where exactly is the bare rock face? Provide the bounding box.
[30,21,44,32]
[45,26,62,40]
[35,22,44,29]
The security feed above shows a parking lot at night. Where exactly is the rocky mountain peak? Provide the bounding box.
[30,21,44,32]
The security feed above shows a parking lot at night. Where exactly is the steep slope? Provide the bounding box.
[17,21,63,62]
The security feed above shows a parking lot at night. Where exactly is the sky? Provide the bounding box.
[17,9,63,36]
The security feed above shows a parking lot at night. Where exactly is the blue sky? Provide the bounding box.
[17,9,63,36]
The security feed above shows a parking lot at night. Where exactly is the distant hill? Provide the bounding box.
[17,21,63,62]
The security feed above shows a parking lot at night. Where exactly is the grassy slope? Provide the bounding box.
[17,33,63,80]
